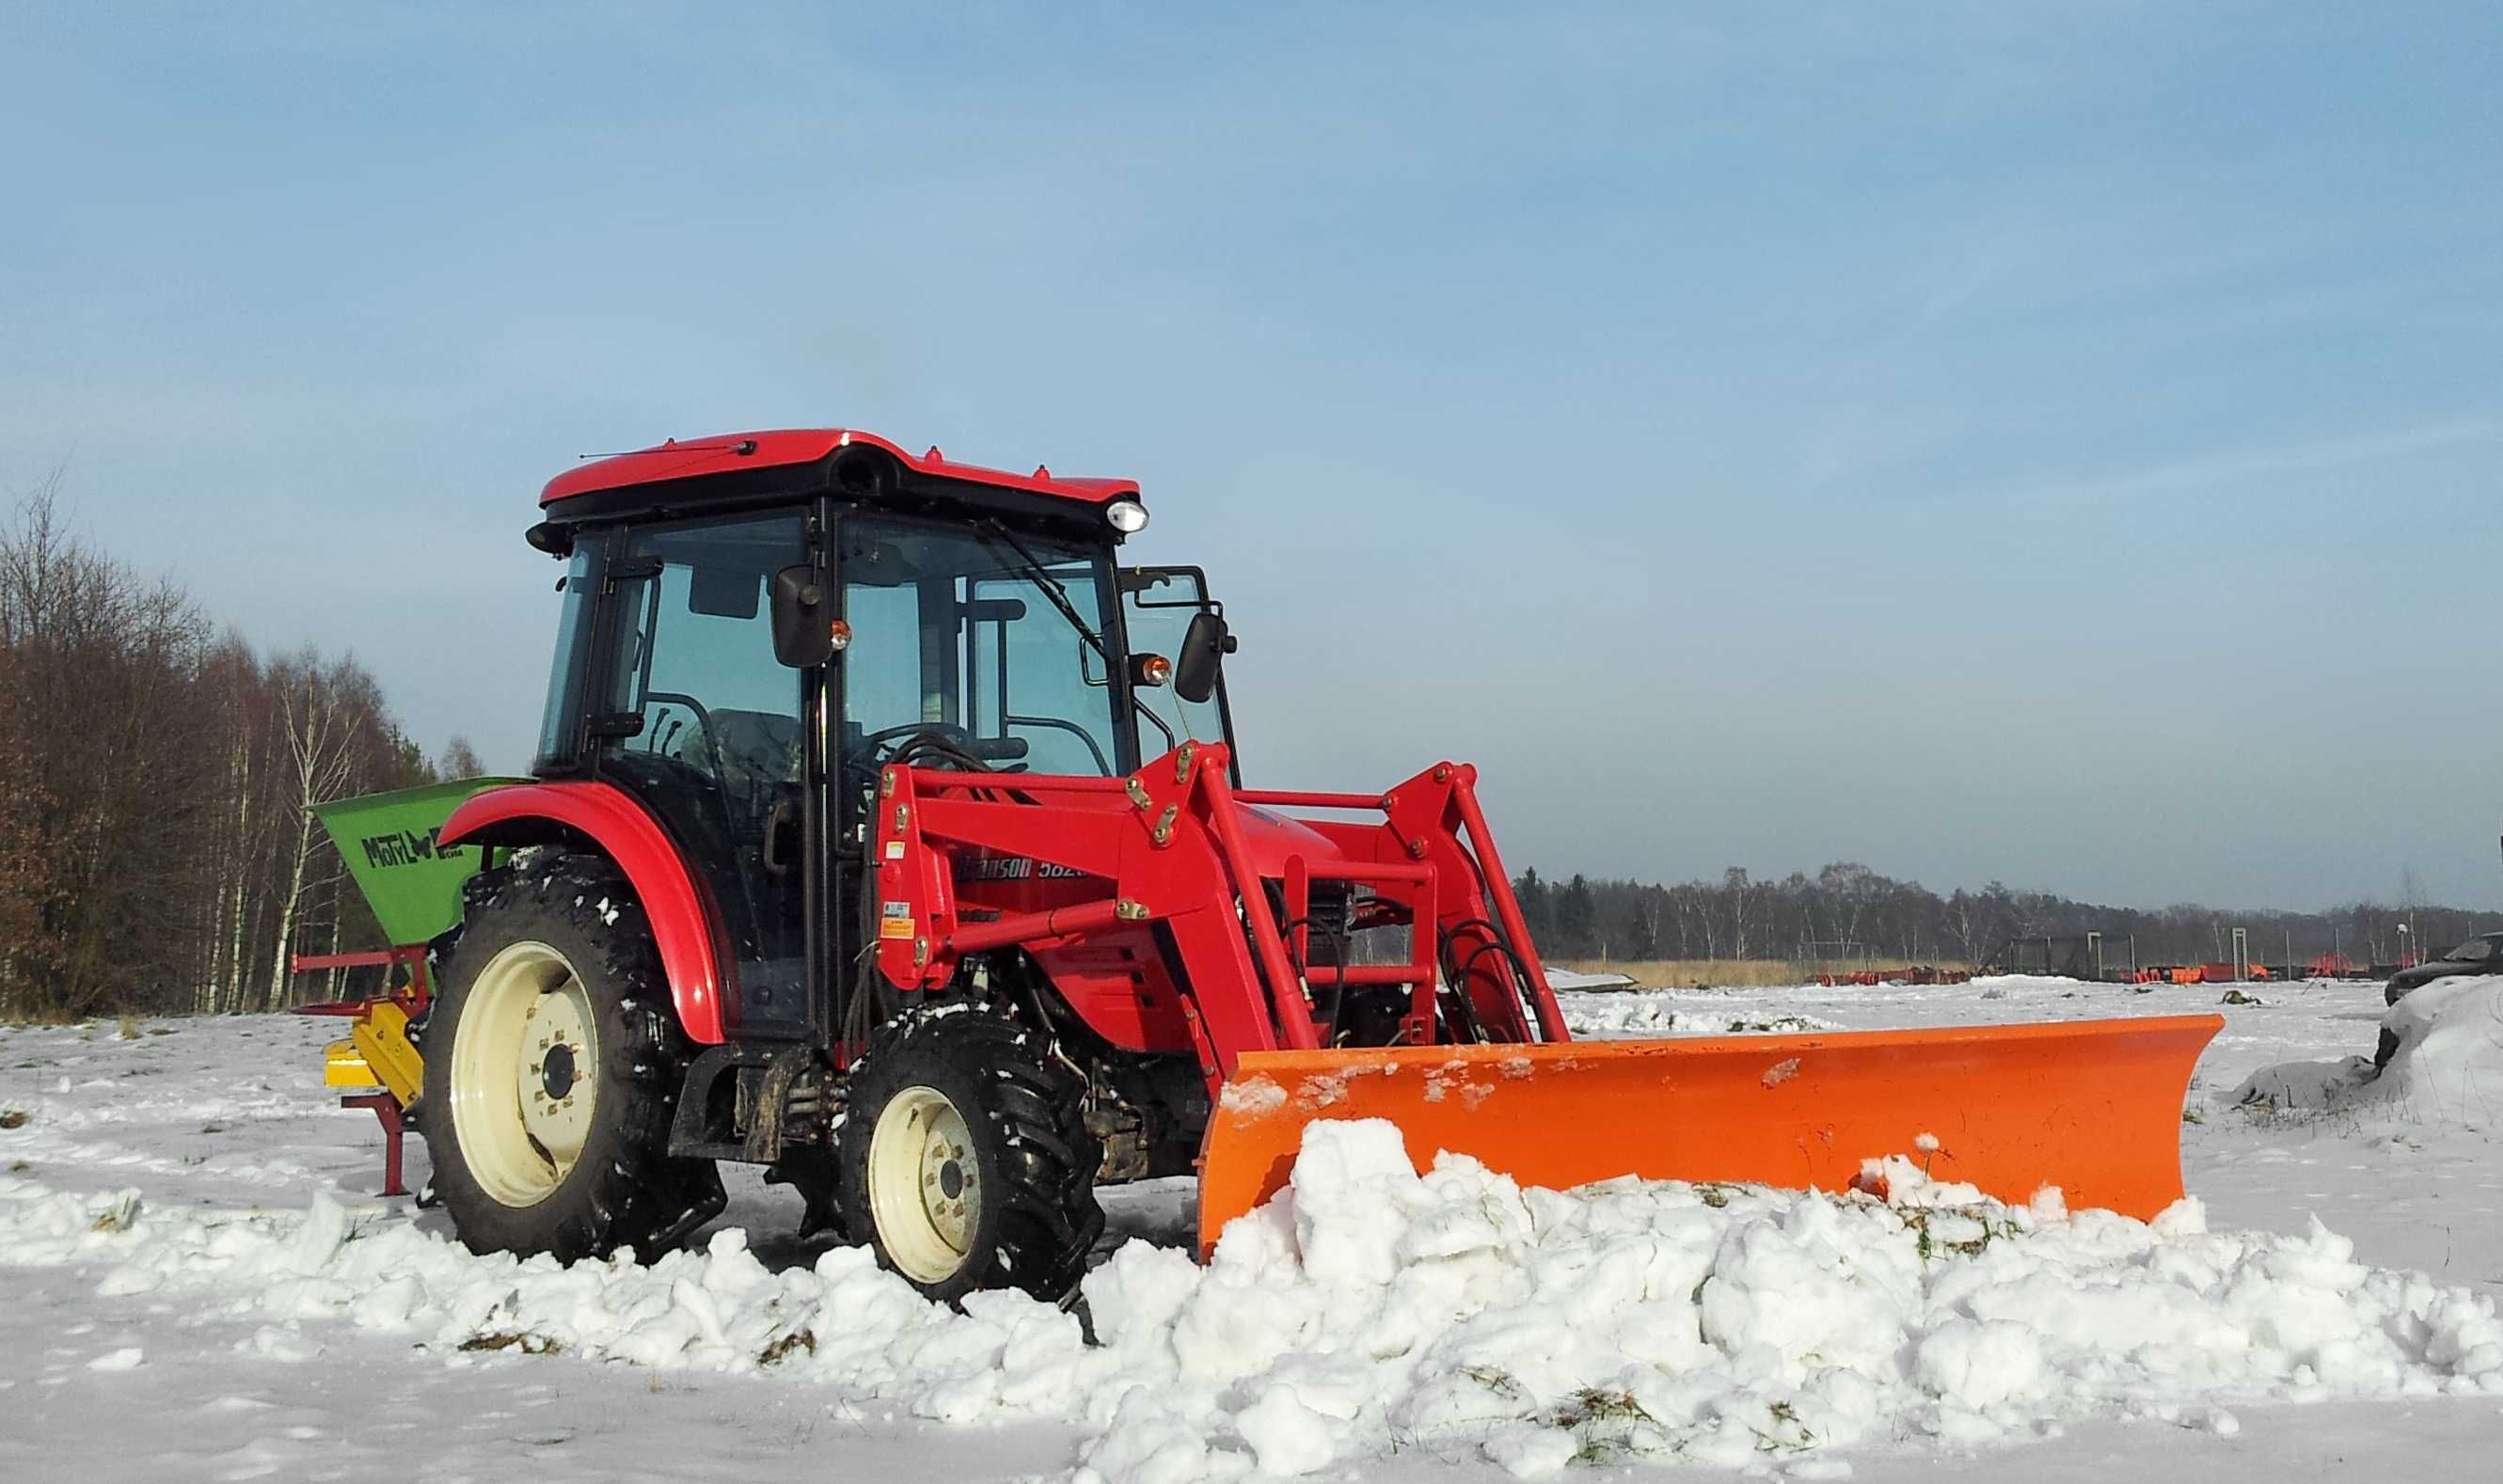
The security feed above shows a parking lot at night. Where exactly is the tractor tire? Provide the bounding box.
[416,854,721,1264]
[839,1002,1104,1303]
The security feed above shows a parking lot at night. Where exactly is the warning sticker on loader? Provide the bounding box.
[879,900,916,939]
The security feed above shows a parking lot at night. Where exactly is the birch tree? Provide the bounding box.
[261,653,382,1011]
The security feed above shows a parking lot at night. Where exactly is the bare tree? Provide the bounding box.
[260,652,388,1010]
[437,734,486,780]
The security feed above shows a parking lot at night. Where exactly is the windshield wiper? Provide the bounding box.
[974,521,1177,751]
[975,521,1107,658]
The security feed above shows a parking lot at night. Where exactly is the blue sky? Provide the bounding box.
[3,3,2496,909]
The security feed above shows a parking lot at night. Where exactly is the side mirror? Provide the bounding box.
[1174,610,1235,703]
[770,563,834,668]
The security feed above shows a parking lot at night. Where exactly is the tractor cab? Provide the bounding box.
[524,432,1237,1043]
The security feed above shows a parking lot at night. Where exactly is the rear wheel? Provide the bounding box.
[417,855,721,1263]
[839,1002,1103,1302]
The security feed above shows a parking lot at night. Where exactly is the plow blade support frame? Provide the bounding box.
[1197,1014,2223,1255]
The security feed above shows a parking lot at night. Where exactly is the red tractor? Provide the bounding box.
[411,429,2216,1301]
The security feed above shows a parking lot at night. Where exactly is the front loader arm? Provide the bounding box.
[866,744,1566,1081]
[1245,760,1568,1045]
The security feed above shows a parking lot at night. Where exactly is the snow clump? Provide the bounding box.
[2233,975,2503,1117]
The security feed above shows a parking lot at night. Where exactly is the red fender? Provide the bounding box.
[437,781,727,1044]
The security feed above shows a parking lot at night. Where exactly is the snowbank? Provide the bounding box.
[2233,975,2503,1119]
[1557,992,1836,1040]
[6,1120,2500,1481]
[1963,973,2095,995]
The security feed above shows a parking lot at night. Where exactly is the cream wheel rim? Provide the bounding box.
[866,1085,981,1282]
[449,940,600,1208]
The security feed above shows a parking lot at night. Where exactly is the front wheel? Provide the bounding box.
[839,1002,1103,1302]
[417,855,721,1263]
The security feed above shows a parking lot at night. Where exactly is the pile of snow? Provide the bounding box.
[1559,991,1836,1040]
[1963,973,2095,995]
[2233,975,2503,1119]
[1556,990,1683,1037]
[8,1121,2501,1481]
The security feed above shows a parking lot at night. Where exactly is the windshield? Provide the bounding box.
[2444,936,2496,963]
[839,515,1126,779]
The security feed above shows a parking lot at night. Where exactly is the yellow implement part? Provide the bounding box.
[1196,1014,2223,1255]
[324,1037,382,1090]
[347,999,425,1107]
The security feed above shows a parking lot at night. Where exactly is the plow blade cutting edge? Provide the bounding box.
[1196,1014,2224,1255]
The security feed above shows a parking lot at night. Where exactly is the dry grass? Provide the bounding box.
[1554,958,1973,990]
[0,1009,86,1028]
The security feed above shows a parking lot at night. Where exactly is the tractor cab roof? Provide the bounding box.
[540,429,1140,511]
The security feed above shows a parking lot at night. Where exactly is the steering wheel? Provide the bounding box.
[843,722,975,790]
[855,720,974,759]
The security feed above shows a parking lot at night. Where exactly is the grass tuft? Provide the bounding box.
[758,1328,817,1366]
[1900,1204,2022,1263]
[0,1105,29,1130]
[460,1331,564,1355]
[1549,1387,1662,1464]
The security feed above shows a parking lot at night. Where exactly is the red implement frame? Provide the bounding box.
[288,944,430,1198]
[288,945,433,1015]
[339,1092,409,1197]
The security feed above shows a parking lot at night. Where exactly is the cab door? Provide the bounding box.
[1118,565,1239,781]
[588,512,817,1040]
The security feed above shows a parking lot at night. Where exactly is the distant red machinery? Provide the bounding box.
[1817,967,1973,987]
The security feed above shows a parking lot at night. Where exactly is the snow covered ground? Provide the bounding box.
[5,974,2500,1482]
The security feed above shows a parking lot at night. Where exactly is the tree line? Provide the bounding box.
[5,476,2491,1021]
[1513,861,2495,971]
[0,482,480,1021]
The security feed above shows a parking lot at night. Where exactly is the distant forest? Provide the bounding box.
[1513,862,2496,971]
[1,482,479,1021]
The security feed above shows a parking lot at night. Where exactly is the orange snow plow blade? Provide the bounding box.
[1196,1015,2222,1255]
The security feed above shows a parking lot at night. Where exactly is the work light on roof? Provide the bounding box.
[1105,498,1149,533]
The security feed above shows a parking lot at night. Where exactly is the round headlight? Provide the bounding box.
[1105,498,1149,533]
